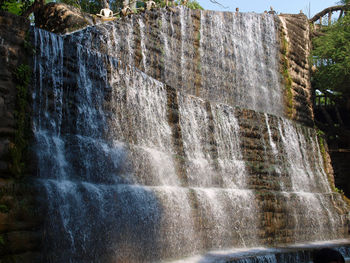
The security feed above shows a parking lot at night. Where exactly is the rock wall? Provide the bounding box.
[235,107,349,244]
[279,14,314,126]
[0,12,41,263]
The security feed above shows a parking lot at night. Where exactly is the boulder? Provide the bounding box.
[35,3,99,34]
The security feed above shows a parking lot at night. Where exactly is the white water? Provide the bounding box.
[212,104,247,189]
[70,7,284,116]
[199,10,283,114]
[264,113,278,157]
[170,240,350,263]
[277,118,330,193]
[108,64,178,186]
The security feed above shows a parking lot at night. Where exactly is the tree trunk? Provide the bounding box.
[21,0,45,18]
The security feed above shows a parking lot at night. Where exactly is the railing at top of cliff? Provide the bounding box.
[310,4,350,28]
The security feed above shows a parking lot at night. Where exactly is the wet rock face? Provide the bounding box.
[63,8,287,118]
[39,6,313,125]
[0,11,28,175]
[0,12,42,263]
[331,151,350,197]
[34,5,314,124]
[0,12,29,134]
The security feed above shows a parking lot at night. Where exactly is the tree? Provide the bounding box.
[312,5,350,149]
[58,0,102,14]
[312,11,350,103]
[0,0,34,16]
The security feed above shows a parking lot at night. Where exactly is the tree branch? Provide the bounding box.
[20,0,45,18]
[209,0,229,9]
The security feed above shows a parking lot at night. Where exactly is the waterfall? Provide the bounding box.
[199,11,283,114]
[264,113,278,157]
[68,8,283,116]
[261,117,346,243]
[277,119,330,193]
[33,29,164,262]
[31,7,349,263]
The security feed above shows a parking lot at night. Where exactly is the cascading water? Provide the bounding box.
[198,11,283,114]
[72,7,283,116]
[32,6,349,263]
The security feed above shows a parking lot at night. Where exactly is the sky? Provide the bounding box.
[196,0,340,18]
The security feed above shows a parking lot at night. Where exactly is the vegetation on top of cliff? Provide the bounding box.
[311,11,350,100]
[181,0,203,10]
[0,0,32,15]
[0,0,203,19]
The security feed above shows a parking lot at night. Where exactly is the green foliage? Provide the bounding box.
[0,0,204,17]
[58,0,102,14]
[335,186,345,194]
[280,32,293,117]
[15,64,31,87]
[187,0,203,10]
[152,0,165,8]
[312,14,350,97]
[317,131,326,156]
[23,31,36,55]
[0,0,24,15]
[0,0,34,15]
[175,0,203,10]
[0,204,9,213]
[316,128,325,137]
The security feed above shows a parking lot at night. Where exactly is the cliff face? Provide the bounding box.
[0,12,41,263]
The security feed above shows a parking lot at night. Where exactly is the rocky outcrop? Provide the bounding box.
[35,3,98,34]
[0,11,42,263]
